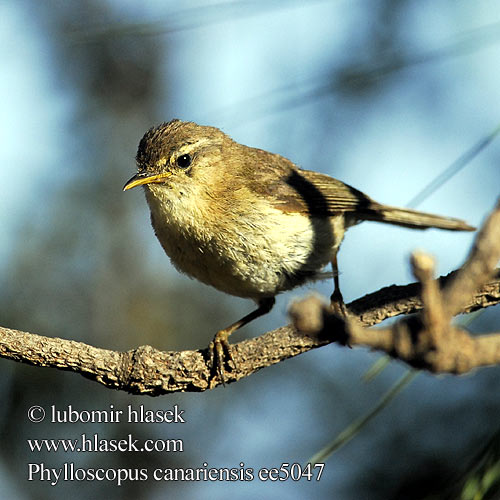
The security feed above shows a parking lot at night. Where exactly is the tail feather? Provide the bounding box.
[363,204,475,232]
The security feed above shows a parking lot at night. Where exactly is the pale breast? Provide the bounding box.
[145,186,346,299]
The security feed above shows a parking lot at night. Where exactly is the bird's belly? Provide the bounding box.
[151,205,345,299]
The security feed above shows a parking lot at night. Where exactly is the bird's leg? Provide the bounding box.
[210,297,275,385]
[330,252,348,316]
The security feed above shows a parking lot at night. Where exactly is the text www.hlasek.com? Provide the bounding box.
[27,433,182,453]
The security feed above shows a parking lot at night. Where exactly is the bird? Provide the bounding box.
[123,119,475,382]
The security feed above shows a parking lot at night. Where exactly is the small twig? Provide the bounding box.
[411,251,447,347]
[443,198,500,316]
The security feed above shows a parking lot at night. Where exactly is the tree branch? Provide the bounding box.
[1,199,499,395]
[290,198,500,375]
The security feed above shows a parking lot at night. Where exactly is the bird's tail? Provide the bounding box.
[363,204,475,231]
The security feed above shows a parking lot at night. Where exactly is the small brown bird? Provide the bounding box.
[124,119,474,381]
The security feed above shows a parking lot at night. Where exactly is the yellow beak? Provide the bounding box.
[123,172,172,191]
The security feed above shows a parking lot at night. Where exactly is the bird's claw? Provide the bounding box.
[208,330,237,387]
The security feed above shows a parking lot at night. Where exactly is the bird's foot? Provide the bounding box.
[329,289,352,347]
[208,329,237,387]
[330,289,348,317]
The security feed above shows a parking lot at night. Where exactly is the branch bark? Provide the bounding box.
[1,199,499,395]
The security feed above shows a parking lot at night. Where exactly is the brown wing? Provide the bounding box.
[245,152,372,216]
[284,168,374,215]
[240,147,474,231]
[238,145,372,216]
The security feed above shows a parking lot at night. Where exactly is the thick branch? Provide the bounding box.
[0,273,498,395]
[1,199,499,395]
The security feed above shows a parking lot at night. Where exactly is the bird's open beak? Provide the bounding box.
[123,172,172,191]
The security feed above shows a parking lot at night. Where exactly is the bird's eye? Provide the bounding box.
[176,154,192,169]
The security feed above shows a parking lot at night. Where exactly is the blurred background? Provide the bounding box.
[1,0,499,498]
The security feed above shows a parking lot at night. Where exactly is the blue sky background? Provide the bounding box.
[1,1,500,499]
